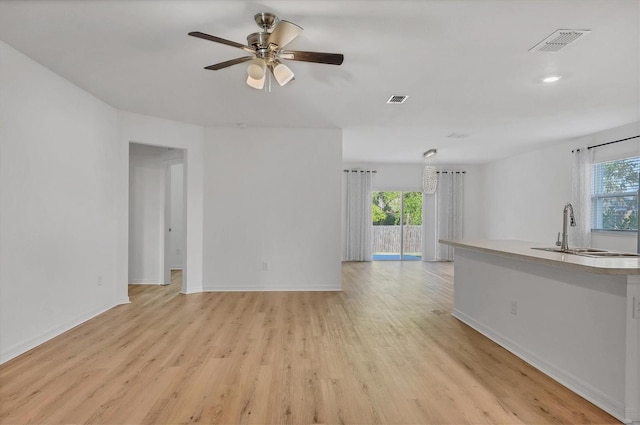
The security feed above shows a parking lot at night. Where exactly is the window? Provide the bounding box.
[591,157,639,231]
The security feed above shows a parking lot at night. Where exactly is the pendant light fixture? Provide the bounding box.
[422,149,438,194]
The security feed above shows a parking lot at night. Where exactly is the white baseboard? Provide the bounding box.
[0,303,116,365]
[625,408,639,425]
[180,287,201,295]
[451,309,626,423]
[116,297,131,305]
[203,284,342,292]
[128,281,162,285]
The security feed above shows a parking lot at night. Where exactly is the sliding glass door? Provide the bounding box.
[372,191,422,261]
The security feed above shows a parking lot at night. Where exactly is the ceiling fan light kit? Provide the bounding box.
[246,74,265,90]
[247,58,266,79]
[189,12,344,91]
[273,61,295,86]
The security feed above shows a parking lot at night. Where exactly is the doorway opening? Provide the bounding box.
[372,191,422,261]
[164,162,185,288]
[128,143,186,292]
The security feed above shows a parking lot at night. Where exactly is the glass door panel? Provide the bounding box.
[372,191,401,260]
[402,192,422,261]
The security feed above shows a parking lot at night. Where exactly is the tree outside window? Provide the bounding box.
[372,191,422,225]
[592,157,639,231]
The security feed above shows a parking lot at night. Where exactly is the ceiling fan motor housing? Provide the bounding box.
[247,32,270,49]
[254,12,278,31]
[247,32,277,64]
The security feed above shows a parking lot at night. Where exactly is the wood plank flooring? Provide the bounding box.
[170,269,182,287]
[0,262,620,424]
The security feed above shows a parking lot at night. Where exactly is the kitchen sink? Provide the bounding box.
[532,247,640,258]
[532,247,607,254]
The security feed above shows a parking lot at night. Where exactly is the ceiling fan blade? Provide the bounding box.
[267,20,302,49]
[204,56,255,71]
[280,50,344,65]
[189,31,255,53]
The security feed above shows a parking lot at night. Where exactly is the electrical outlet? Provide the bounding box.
[97,276,103,286]
[262,261,270,271]
[510,300,517,315]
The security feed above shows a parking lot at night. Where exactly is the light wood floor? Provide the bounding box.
[170,269,182,286]
[0,262,619,424]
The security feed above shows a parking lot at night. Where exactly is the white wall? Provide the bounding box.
[169,163,184,269]
[129,163,164,283]
[118,111,205,295]
[480,122,640,251]
[204,127,343,291]
[480,141,573,243]
[0,42,119,363]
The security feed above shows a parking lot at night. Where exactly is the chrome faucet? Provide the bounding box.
[560,202,576,252]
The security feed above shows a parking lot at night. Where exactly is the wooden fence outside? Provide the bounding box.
[372,225,422,253]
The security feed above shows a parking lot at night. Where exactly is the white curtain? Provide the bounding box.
[571,147,593,248]
[435,171,464,261]
[342,171,373,261]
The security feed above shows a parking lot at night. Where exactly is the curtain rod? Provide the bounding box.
[436,171,466,174]
[572,135,639,153]
[343,169,377,173]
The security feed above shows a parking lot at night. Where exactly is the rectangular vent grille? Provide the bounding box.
[387,95,408,104]
[529,29,590,52]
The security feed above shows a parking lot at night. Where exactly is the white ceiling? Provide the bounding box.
[1,0,638,164]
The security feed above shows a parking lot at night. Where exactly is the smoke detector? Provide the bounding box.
[529,29,591,52]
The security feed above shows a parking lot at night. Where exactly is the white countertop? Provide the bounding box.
[439,239,640,275]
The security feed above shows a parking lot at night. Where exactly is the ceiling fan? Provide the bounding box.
[189,12,344,90]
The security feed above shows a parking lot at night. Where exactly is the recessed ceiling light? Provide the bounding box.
[542,75,562,83]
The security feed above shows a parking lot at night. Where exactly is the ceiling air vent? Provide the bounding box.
[529,29,591,52]
[387,95,408,104]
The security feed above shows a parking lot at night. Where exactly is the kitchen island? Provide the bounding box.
[440,239,640,425]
